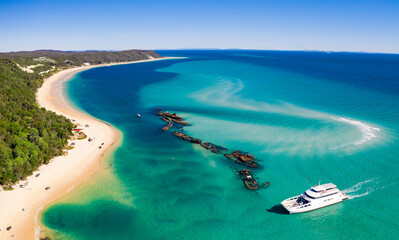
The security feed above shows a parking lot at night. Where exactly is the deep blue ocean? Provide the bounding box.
[42,50,399,239]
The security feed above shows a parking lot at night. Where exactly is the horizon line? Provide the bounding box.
[1,48,399,55]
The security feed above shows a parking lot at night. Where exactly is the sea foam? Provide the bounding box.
[331,117,380,145]
[190,77,382,151]
[34,205,44,240]
[191,78,330,118]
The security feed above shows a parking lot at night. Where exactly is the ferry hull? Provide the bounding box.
[281,193,349,214]
[284,199,344,214]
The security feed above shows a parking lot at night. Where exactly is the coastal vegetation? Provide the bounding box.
[0,49,161,78]
[0,49,162,186]
[76,132,87,140]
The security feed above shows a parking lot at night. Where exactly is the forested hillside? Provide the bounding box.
[0,49,161,77]
[0,49,162,186]
[0,59,73,186]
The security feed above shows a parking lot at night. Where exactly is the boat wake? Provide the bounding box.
[343,179,377,199]
[342,178,397,200]
[342,178,375,194]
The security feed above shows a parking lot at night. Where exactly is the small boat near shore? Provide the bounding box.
[281,183,349,214]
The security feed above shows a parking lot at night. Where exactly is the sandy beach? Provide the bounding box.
[0,57,176,240]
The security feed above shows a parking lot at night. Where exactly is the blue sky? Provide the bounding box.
[1,0,398,53]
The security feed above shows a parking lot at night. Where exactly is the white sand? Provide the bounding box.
[0,57,179,239]
[15,63,43,73]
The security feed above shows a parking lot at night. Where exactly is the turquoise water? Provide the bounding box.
[43,51,399,239]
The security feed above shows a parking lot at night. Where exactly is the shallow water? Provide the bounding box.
[42,50,399,239]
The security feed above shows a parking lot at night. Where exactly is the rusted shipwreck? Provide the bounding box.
[225,150,258,168]
[157,109,240,161]
[156,110,190,126]
[238,169,259,190]
[232,168,270,190]
[173,131,202,144]
[200,142,229,154]
[162,122,173,131]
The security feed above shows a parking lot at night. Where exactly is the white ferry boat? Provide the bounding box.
[281,183,348,214]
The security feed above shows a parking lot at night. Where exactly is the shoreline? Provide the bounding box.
[0,57,180,240]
